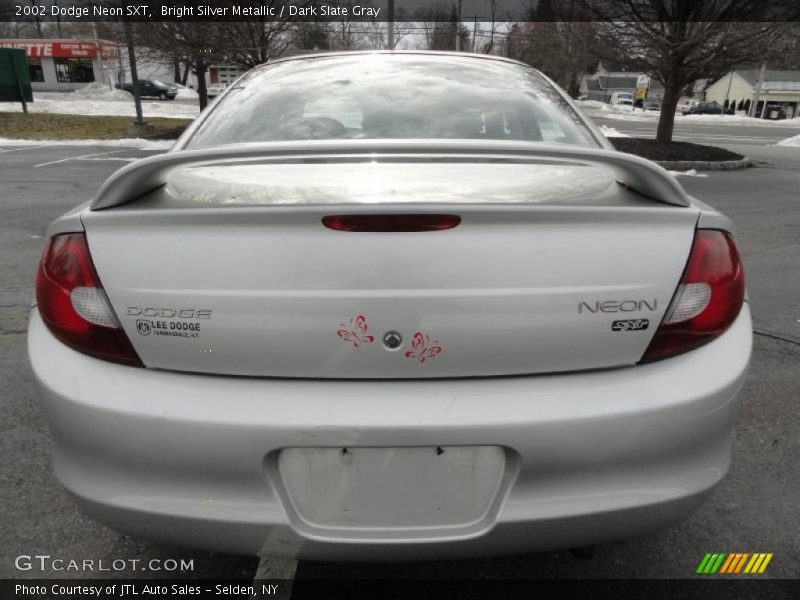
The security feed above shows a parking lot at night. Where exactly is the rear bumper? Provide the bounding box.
[29,305,752,560]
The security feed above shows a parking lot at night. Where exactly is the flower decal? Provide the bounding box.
[337,314,375,348]
[404,332,443,364]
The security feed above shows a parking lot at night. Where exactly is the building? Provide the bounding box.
[705,69,800,119]
[0,39,119,92]
[208,65,244,88]
[579,61,664,103]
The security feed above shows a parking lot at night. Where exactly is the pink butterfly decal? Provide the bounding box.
[337,315,375,348]
[404,332,443,364]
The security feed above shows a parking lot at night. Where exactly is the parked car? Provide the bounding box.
[683,100,734,116]
[116,79,177,100]
[30,51,750,560]
[644,99,661,111]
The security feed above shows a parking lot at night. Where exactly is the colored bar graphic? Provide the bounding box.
[697,553,713,574]
[758,554,773,573]
[719,553,736,574]
[701,552,773,575]
[710,553,726,573]
[734,553,750,573]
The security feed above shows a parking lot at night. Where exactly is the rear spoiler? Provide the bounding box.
[90,140,691,210]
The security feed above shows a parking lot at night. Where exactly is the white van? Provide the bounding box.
[610,91,634,106]
[677,98,700,113]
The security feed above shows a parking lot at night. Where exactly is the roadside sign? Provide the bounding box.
[0,48,33,112]
[0,39,119,60]
[636,74,650,89]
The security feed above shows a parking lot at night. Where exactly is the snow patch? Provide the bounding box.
[680,113,800,127]
[599,125,629,138]
[175,87,199,100]
[70,82,132,102]
[0,137,174,150]
[776,134,800,147]
[575,100,608,110]
[668,169,708,178]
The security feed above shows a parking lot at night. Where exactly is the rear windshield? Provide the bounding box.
[186,54,597,148]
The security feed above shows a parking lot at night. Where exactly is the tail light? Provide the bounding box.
[640,229,745,363]
[35,233,143,367]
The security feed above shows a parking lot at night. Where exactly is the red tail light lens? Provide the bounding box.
[640,229,745,363]
[35,233,143,367]
[323,214,461,232]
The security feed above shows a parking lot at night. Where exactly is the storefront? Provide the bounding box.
[0,39,119,92]
[705,70,800,120]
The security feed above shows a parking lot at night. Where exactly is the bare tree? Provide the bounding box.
[480,0,505,54]
[358,3,412,50]
[501,0,597,94]
[579,0,794,142]
[292,22,331,51]
[505,20,597,95]
[215,14,297,68]
[415,2,455,50]
[417,4,470,51]
[138,21,224,109]
[327,2,368,51]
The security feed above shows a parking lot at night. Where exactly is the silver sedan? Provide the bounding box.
[29,52,750,560]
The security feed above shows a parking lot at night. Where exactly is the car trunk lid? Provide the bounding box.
[82,157,698,378]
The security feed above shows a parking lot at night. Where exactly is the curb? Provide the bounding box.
[655,157,753,171]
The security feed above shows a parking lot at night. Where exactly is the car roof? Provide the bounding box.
[259,50,535,71]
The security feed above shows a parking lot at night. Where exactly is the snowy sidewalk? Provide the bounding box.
[0,83,200,119]
[0,137,174,150]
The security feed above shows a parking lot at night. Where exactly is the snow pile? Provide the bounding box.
[70,82,132,102]
[0,137,174,149]
[575,99,608,110]
[175,86,199,100]
[776,134,800,147]
[576,102,655,122]
[668,169,708,178]
[599,125,629,138]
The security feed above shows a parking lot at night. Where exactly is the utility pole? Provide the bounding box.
[757,61,766,119]
[387,0,395,50]
[465,15,484,53]
[53,0,62,37]
[454,0,462,52]
[722,67,734,117]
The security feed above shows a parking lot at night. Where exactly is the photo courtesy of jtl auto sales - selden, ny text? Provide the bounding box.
[0,1,798,599]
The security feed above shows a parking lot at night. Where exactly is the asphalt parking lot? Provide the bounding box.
[1,140,798,590]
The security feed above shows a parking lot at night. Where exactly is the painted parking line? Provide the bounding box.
[606,129,778,143]
[76,156,140,162]
[33,149,127,168]
[0,147,33,153]
[250,557,296,599]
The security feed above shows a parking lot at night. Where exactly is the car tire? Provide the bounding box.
[159,92,167,100]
